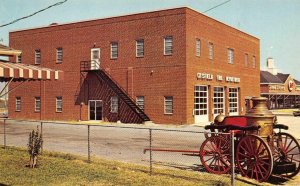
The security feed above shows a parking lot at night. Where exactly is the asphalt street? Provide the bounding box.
[1,115,300,184]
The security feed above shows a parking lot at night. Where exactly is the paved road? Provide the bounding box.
[1,116,300,184]
[0,120,208,169]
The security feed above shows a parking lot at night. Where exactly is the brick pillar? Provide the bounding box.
[127,67,134,97]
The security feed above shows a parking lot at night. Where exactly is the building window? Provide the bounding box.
[252,56,256,68]
[16,97,21,111]
[213,87,224,115]
[136,96,145,111]
[194,86,208,116]
[228,48,234,64]
[136,39,144,57]
[164,96,173,114]
[35,97,41,112]
[164,36,173,55]
[56,47,63,63]
[35,49,41,64]
[16,55,22,63]
[111,96,118,113]
[229,88,239,115]
[56,97,62,112]
[208,42,214,60]
[244,53,248,67]
[196,38,201,57]
[111,42,118,59]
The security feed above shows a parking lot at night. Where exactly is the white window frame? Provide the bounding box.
[208,42,214,60]
[228,88,239,115]
[136,96,145,111]
[56,47,63,63]
[16,54,22,63]
[110,42,118,59]
[35,97,41,112]
[110,96,118,113]
[164,36,173,56]
[16,97,21,111]
[56,96,62,112]
[35,49,41,64]
[91,48,100,70]
[136,39,144,57]
[213,87,224,115]
[244,53,248,67]
[228,48,234,64]
[164,96,173,114]
[252,56,256,68]
[196,38,201,57]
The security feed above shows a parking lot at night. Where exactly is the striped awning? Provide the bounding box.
[0,62,63,82]
[0,44,22,56]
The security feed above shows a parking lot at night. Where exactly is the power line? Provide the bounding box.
[0,0,68,28]
[203,0,231,13]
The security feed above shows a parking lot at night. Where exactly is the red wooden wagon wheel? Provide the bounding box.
[200,136,231,174]
[236,135,273,182]
[273,132,300,178]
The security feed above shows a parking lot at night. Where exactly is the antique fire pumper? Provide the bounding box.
[246,97,275,149]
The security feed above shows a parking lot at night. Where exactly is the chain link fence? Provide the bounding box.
[0,119,236,185]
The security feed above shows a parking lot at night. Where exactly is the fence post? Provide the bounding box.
[231,131,235,186]
[3,119,6,149]
[149,128,152,176]
[88,125,91,163]
[40,122,43,154]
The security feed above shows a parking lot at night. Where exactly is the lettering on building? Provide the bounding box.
[268,85,285,91]
[216,75,223,81]
[225,76,240,83]
[197,73,213,80]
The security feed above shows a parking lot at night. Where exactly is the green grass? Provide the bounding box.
[0,146,254,186]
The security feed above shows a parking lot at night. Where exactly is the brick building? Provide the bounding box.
[8,7,260,124]
[261,58,300,109]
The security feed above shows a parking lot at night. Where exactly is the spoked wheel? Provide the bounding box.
[273,132,300,178]
[236,135,273,182]
[200,136,231,174]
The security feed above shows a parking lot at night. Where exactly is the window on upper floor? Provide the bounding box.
[252,56,256,68]
[208,42,214,60]
[136,39,144,57]
[56,47,63,63]
[196,38,201,57]
[164,36,173,55]
[111,42,118,59]
[35,49,41,64]
[16,97,21,111]
[244,53,248,67]
[56,96,62,112]
[228,48,234,64]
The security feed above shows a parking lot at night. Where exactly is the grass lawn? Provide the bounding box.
[0,146,255,186]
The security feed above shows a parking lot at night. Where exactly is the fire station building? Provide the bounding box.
[8,7,260,124]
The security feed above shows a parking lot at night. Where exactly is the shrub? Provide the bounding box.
[27,126,43,168]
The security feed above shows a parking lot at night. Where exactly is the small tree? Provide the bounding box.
[27,126,43,168]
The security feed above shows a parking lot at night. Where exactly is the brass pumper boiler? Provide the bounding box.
[246,97,275,148]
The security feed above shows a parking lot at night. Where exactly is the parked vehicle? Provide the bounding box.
[293,110,300,117]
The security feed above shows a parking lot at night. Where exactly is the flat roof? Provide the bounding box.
[10,7,258,40]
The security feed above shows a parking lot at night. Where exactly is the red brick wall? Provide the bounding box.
[185,9,260,123]
[8,7,260,124]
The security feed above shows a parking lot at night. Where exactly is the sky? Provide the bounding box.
[0,0,300,79]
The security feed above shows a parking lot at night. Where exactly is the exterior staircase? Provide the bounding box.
[80,61,150,122]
